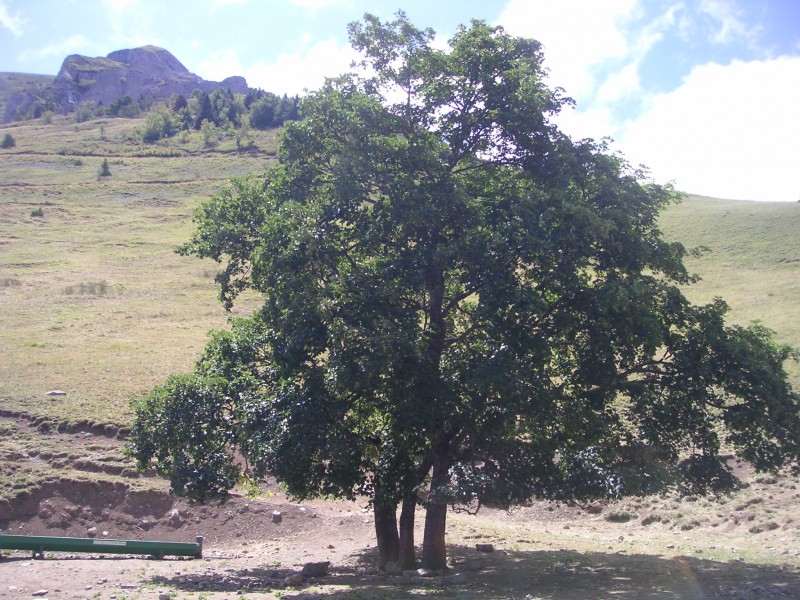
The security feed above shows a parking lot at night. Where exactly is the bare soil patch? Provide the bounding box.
[1,416,799,599]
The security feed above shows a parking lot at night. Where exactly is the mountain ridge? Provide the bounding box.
[2,45,249,123]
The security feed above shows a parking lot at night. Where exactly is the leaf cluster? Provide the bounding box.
[129,12,800,510]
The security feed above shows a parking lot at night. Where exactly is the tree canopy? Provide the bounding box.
[128,12,800,571]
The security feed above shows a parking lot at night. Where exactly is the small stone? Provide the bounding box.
[463,556,487,572]
[119,584,137,590]
[272,511,283,524]
[102,531,109,537]
[159,594,171,600]
[416,568,436,577]
[667,544,675,549]
[33,591,48,597]
[302,561,330,577]
[86,527,97,538]
[46,390,66,396]
[476,543,494,553]
[384,561,402,575]
[284,573,304,586]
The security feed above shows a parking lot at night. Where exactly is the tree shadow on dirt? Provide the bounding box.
[149,544,799,599]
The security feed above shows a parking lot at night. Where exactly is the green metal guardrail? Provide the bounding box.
[0,533,203,559]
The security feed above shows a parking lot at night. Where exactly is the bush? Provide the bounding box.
[1,133,16,148]
[41,111,53,124]
[30,207,44,218]
[74,102,96,123]
[200,119,218,148]
[142,105,178,143]
[605,510,635,523]
[98,158,111,178]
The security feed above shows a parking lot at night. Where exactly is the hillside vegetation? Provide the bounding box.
[1,115,798,427]
[1,112,799,598]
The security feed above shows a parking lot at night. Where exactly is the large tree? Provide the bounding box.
[129,13,800,571]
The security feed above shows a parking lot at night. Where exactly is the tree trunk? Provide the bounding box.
[373,501,399,568]
[421,459,450,570]
[398,494,417,569]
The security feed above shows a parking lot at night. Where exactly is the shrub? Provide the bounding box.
[200,119,218,148]
[1,133,15,148]
[62,281,108,296]
[74,102,95,123]
[605,510,635,523]
[98,158,111,178]
[41,111,53,124]
[30,207,44,217]
[142,105,177,143]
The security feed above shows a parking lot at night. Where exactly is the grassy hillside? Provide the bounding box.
[1,116,798,430]
[659,194,800,386]
[0,115,271,427]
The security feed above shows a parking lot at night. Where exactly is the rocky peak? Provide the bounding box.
[3,45,250,122]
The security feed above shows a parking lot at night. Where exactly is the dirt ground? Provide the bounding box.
[1,415,799,600]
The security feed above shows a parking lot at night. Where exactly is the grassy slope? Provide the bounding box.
[0,115,270,426]
[659,194,800,386]
[1,116,798,428]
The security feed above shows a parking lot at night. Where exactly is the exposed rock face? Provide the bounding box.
[3,45,249,122]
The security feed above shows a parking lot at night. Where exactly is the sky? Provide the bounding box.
[1,0,799,202]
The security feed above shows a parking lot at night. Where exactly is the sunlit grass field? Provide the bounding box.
[1,114,798,429]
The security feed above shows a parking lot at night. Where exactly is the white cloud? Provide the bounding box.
[496,0,636,100]
[194,49,245,82]
[0,0,25,37]
[617,56,800,201]
[245,38,358,95]
[209,0,247,15]
[595,60,642,105]
[19,35,95,63]
[99,0,160,53]
[698,0,758,45]
[101,0,139,12]
[290,0,352,14]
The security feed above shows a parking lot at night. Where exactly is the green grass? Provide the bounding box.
[659,194,800,387]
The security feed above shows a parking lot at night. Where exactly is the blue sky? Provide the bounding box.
[1,0,799,201]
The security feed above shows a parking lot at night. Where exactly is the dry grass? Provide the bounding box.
[659,194,800,387]
[1,115,268,426]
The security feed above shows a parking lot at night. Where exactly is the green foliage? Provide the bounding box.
[248,93,299,130]
[129,12,800,570]
[235,114,252,150]
[41,111,53,124]
[74,101,96,123]
[1,132,15,148]
[98,158,111,177]
[108,95,139,118]
[194,92,215,130]
[30,207,44,218]
[142,105,178,143]
[200,119,218,148]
